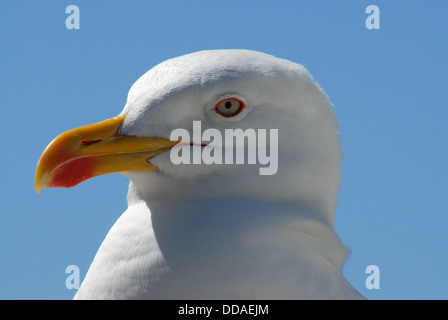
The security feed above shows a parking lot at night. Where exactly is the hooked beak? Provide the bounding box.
[34,114,178,193]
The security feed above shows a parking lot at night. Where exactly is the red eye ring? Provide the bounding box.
[214,97,245,118]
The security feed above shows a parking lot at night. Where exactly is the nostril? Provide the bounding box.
[81,140,102,146]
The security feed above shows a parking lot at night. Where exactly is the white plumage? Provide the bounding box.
[73,50,363,299]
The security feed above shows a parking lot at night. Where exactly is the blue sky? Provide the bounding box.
[1,1,446,299]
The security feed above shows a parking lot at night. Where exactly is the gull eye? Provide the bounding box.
[214,98,244,118]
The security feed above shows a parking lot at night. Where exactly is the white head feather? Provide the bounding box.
[120,49,341,227]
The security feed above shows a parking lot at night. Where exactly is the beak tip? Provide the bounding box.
[34,179,43,194]
[34,168,47,194]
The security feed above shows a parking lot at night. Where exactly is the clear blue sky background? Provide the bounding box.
[1,1,446,299]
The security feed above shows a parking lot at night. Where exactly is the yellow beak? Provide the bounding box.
[34,114,178,193]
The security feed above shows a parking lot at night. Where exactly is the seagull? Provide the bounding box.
[35,50,364,299]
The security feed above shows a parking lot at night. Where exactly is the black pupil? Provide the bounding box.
[225,101,232,109]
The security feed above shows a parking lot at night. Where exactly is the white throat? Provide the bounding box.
[75,191,361,299]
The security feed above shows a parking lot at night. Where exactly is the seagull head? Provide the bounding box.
[35,50,341,224]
